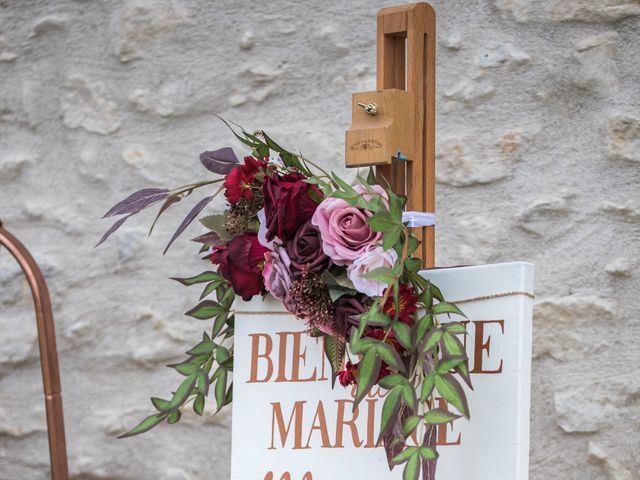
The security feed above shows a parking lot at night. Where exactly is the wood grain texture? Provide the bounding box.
[375,2,436,269]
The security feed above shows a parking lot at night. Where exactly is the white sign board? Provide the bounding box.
[231,262,534,480]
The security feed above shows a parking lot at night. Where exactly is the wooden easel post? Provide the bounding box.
[346,2,436,269]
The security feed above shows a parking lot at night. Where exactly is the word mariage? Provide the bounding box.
[249,319,505,451]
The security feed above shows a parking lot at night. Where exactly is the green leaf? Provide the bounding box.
[378,373,411,390]
[403,453,420,480]
[211,312,228,338]
[118,413,167,438]
[419,446,438,460]
[150,397,170,412]
[367,167,377,184]
[193,393,205,416]
[393,446,418,465]
[388,190,406,221]
[167,410,181,424]
[214,369,228,412]
[420,372,436,401]
[375,342,406,372]
[383,226,403,250]
[422,329,442,353]
[414,314,433,346]
[442,332,465,357]
[432,302,466,318]
[172,361,200,376]
[367,211,400,233]
[377,386,403,444]
[423,408,461,425]
[199,214,232,240]
[436,355,466,375]
[402,415,422,437]
[393,322,413,350]
[354,348,382,407]
[444,322,467,335]
[186,338,215,356]
[185,300,226,320]
[200,280,222,300]
[361,266,396,284]
[434,373,470,419]
[167,374,198,410]
[171,271,221,286]
[215,346,231,365]
[402,383,417,411]
[196,370,210,396]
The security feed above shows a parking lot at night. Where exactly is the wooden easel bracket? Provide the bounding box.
[345,2,436,269]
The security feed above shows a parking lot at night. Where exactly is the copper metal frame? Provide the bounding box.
[0,220,69,480]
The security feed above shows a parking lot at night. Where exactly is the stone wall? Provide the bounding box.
[1,1,638,479]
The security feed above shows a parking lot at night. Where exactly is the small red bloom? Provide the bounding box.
[338,361,358,387]
[210,233,269,300]
[382,284,418,325]
[224,156,267,204]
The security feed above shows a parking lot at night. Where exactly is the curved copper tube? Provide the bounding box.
[0,220,68,480]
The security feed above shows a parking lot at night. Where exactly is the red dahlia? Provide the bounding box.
[224,156,267,204]
[383,284,418,325]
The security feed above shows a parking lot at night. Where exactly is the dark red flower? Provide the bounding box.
[365,327,402,353]
[338,361,358,387]
[338,359,391,388]
[224,156,267,204]
[210,233,269,301]
[262,172,322,242]
[382,284,418,325]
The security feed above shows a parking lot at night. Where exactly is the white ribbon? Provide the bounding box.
[402,211,436,228]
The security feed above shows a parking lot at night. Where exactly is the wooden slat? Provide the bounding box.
[376,3,436,268]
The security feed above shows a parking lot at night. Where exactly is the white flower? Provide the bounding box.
[347,246,398,297]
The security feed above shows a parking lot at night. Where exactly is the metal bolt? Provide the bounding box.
[357,102,379,115]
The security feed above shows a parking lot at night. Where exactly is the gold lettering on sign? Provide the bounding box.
[253,319,506,452]
[334,399,363,448]
[264,473,313,480]
[270,401,306,450]
[470,320,505,374]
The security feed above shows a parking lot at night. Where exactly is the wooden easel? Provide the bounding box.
[346,2,436,269]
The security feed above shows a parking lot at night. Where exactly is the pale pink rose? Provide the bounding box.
[311,185,387,266]
[262,246,293,301]
[347,246,398,297]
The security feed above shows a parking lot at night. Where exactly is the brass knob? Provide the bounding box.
[357,102,379,115]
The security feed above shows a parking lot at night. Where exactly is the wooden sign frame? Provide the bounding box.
[375,3,436,269]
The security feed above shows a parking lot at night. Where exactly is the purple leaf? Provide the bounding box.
[95,214,134,247]
[103,188,169,218]
[199,148,239,175]
[191,231,225,247]
[149,195,182,236]
[164,196,214,254]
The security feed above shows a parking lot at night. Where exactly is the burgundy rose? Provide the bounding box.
[335,294,368,334]
[286,221,331,278]
[262,172,322,242]
[210,233,268,301]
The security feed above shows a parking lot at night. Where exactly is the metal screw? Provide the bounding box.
[357,102,379,115]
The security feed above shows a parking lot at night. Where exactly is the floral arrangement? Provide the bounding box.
[99,121,471,480]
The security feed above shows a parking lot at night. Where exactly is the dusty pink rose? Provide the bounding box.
[262,246,293,302]
[347,246,398,297]
[311,185,387,266]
